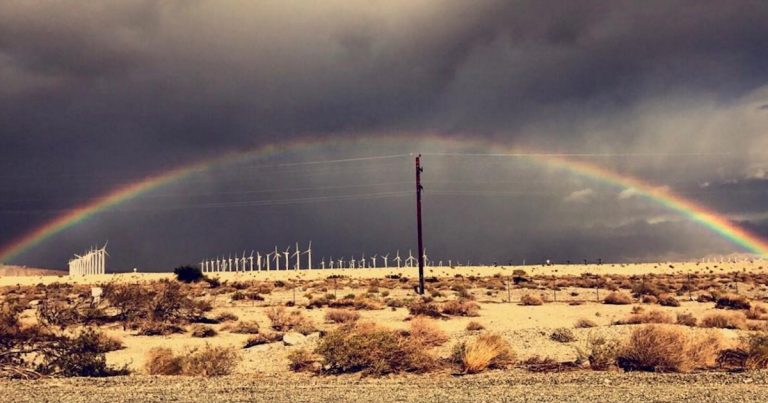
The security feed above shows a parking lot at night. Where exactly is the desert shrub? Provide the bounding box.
[747,304,768,320]
[550,328,576,343]
[574,318,598,328]
[520,294,543,306]
[146,345,240,376]
[603,292,632,305]
[642,295,658,304]
[325,309,360,324]
[145,347,183,375]
[676,312,698,327]
[244,334,270,348]
[36,300,89,328]
[316,322,437,375]
[452,333,515,374]
[408,299,443,318]
[742,333,768,369]
[135,321,185,336]
[441,299,480,317]
[616,309,674,325]
[103,282,210,329]
[657,293,680,307]
[174,266,204,283]
[191,325,217,338]
[408,317,448,347]
[617,325,723,372]
[266,306,316,334]
[351,296,383,310]
[38,328,129,377]
[223,320,260,334]
[575,334,620,370]
[288,349,320,372]
[715,294,751,310]
[466,321,485,331]
[700,311,747,330]
[215,312,239,322]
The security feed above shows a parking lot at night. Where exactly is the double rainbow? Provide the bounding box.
[1,134,767,263]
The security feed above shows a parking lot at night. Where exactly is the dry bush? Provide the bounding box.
[243,332,283,348]
[657,293,681,307]
[103,282,211,329]
[603,292,632,305]
[408,299,443,318]
[452,333,515,374]
[574,318,598,328]
[700,311,748,330]
[676,312,698,327]
[266,306,317,334]
[441,299,480,317]
[135,321,185,336]
[145,345,240,376]
[550,327,576,343]
[316,322,438,375]
[616,309,674,325]
[191,325,217,338]
[325,309,360,324]
[223,320,260,334]
[287,349,321,372]
[747,304,768,320]
[351,296,383,310]
[408,316,448,347]
[642,295,658,304]
[466,321,485,331]
[520,294,543,306]
[617,325,723,372]
[215,312,239,322]
[742,333,768,369]
[575,334,620,370]
[715,294,751,310]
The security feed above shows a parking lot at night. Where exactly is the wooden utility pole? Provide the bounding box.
[416,154,425,295]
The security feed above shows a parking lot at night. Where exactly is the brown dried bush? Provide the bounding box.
[266,306,316,335]
[145,345,240,376]
[452,333,515,374]
[574,318,598,328]
[700,311,748,330]
[441,299,480,317]
[715,294,751,310]
[550,327,576,343]
[520,294,543,306]
[466,321,485,331]
[746,304,768,320]
[287,349,320,372]
[676,312,698,327]
[408,299,443,318]
[616,309,674,325]
[657,293,681,307]
[325,309,360,324]
[223,320,260,334]
[191,325,217,338]
[575,334,620,370]
[408,316,448,347]
[617,325,723,372]
[603,292,632,305]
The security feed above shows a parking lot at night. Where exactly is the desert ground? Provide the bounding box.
[3,261,768,402]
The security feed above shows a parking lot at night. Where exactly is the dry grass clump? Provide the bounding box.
[617,325,723,372]
[676,312,698,327]
[190,325,217,338]
[145,345,240,376]
[715,294,751,310]
[700,311,748,330]
[452,333,515,374]
[603,292,632,305]
[315,322,438,375]
[574,318,598,328]
[520,294,543,306]
[408,316,448,347]
[266,306,317,334]
[616,309,674,325]
[746,304,768,320]
[575,334,621,370]
[657,293,680,307]
[222,320,260,334]
[215,312,239,322]
[287,349,321,373]
[466,321,485,331]
[408,299,443,318]
[550,327,576,343]
[441,299,480,317]
[325,309,360,324]
[244,332,283,348]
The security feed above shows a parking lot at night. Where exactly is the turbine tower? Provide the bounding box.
[382,253,389,268]
[395,250,402,268]
[292,242,301,270]
[304,241,312,270]
[283,246,291,270]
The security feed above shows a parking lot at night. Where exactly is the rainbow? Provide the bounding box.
[1,134,767,263]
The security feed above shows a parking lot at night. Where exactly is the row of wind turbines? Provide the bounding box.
[68,244,108,276]
[200,242,452,273]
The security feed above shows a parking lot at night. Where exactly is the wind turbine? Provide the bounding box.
[360,253,366,268]
[241,251,247,272]
[304,241,312,270]
[350,257,355,269]
[382,253,389,268]
[248,251,254,271]
[370,254,377,268]
[283,246,291,270]
[422,248,429,267]
[256,251,262,271]
[320,258,326,270]
[328,257,333,269]
[338,257,344,269]
[395,250,402,268]
[234,252,240,271]
[292,242,301,270]
[228,253,233,272]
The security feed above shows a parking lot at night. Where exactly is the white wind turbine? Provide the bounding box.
[273,247,281,270]
[241,251,247,271]
[256,251,262,271]
[422,248,429,267]
[320,258,326,270]
[359,253,366,268]
[248,251,254,271]
[328,257,333,269]
[283,246,291,270]
[349,257,355,269]
[303,241,312,270]
[395,250,402,268]
[228,254,233,272]
[337,257,343,269]
[382,253,389,268]
[406,249,415,267]
[370,254,377,268]
[234,252,240,271]
[292,242,301,270]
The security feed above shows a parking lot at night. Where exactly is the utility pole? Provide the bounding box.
[416,154,425,295]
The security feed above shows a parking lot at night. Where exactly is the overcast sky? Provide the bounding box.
[2,1,768,270]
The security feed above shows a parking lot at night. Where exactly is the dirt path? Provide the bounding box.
[3,371,767,403]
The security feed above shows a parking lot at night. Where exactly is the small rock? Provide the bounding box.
[283,332,307,346]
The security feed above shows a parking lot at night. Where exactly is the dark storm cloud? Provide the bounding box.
[2,0,768,267]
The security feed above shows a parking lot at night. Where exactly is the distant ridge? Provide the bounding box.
[0,265,66,277]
